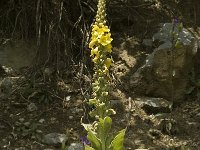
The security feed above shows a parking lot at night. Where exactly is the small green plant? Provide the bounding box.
[82,0,126,149]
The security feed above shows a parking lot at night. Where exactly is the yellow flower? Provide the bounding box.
[92,31,99,38]
[91,47,99,57]
[103,66,109,74]
[98,25,110,34]
[93,56,99,63]
[104,44,112,53]
[89,39,97,49]
[98,33,112,46]
[92,24,110,39]
[92,25,99,32]
[104,58,112,68]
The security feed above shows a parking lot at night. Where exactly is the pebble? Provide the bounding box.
[27,103,37,112]
[42,133,68,145]
[69,116,74,120]
[24,122,30,127]
[68,143,84,150]
[19,118,25,122]
[39,118,45,124]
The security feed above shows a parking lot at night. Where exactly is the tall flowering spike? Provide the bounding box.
[83,0,126,149]
[89,0,114,119]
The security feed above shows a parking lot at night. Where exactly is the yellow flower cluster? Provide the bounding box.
[89,23,113,64]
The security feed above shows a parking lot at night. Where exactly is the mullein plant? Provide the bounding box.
[82,0,126,149]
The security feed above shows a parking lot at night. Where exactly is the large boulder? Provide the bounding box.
[194,40,200,76]
[130,23,198,103]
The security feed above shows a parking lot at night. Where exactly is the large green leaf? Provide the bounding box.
[85,145,95,150]
[110,129,126,150]
[97,116,112,149]
[105,133,114,149]
[87,128,102,150]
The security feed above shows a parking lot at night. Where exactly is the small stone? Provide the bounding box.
[68,143,84,150]
[65,96,71,101]
[38,119,45,124]
[70,108,76,114]
[42,133,68,145]
[50,117,56,122]
[27,103,37,112]
[76,108,83,113]
[69,116,74,120]
[19,118,25,122]
[36,129,43,134]
[134,139,144,145]
[196,113,200,117]
[31,135,36,140]
[0,77,13,94]
[23,122,30,127]
[15,121,21,126]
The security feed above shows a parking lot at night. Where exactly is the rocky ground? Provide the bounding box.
[0,31,200,149]
[0,73,200,150]
[1,1,200,149]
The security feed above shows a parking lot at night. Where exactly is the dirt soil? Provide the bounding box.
[0,79,200,150]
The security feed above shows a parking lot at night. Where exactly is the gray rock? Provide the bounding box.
[196,113,200,117]
[19,118,25,123]
[23,122,30,127]
[42,133,68,145]
[135,97,172,114]
[15,121,21,126]
[27,103,37,112]
[68,143,84,150]
[36,129,43,134]
[2,66,14,75]
[158,119,178,135]
[38,118,45,124]
[0,77,13,95]
[65,95,71,101]
[130,23,198,102]
[69,116,74,120]
[0,39,37,69]
[71,108,83,114]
